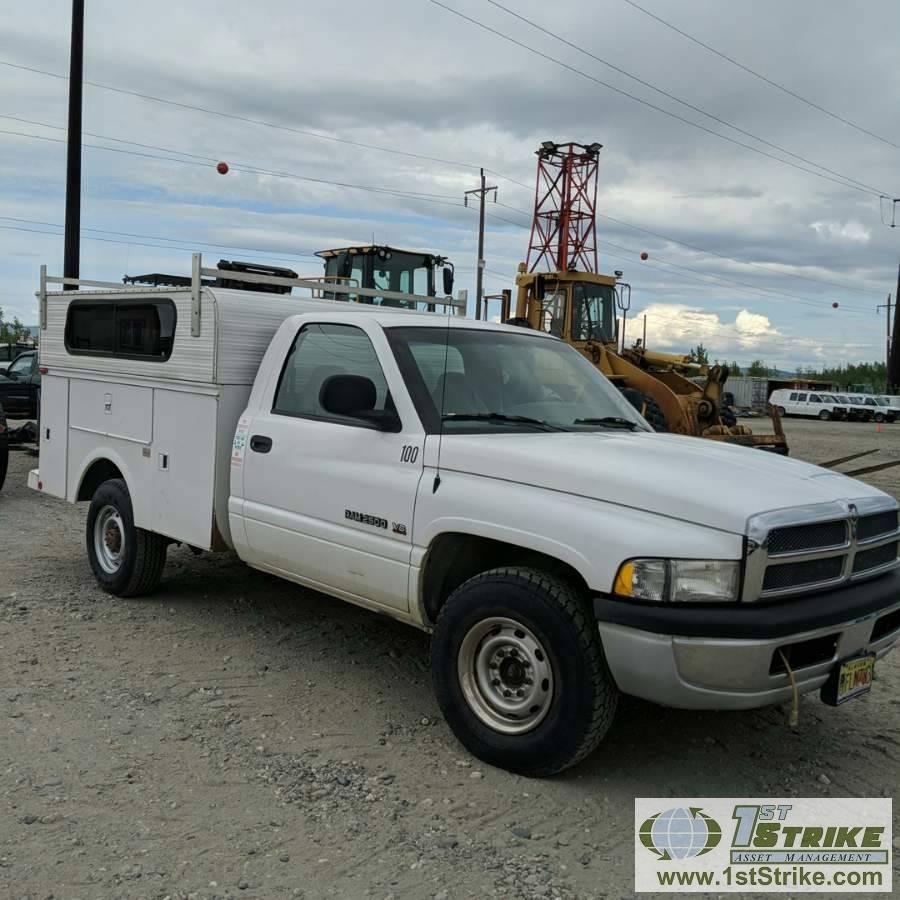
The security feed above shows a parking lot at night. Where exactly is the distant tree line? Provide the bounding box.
[0,307,29,344]
[793,361,889,392]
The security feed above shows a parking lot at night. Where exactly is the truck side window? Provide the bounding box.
[809,394,821,403]
[273,323,391,423]
[789,392,798,401]
[65,300,176,360]
[797,393,808,401]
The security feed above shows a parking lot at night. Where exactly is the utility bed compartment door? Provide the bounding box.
[69,379,153,443]
[152,389,217,548]
[37,375,69,498]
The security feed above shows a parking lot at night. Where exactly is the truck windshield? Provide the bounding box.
[386,326,651,434]
[571,282,616,342]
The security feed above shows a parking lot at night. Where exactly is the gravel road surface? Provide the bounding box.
[1,419,898,899]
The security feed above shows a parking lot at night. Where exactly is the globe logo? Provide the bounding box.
[639,807,722,861]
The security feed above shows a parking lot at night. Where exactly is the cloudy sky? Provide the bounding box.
[2,0,899,368]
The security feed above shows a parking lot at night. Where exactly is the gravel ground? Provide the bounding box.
[1,419,898,900]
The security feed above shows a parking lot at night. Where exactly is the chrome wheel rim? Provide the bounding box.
[94,504,125,574]
[457,617,554,735]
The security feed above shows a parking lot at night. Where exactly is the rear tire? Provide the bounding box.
[818,410,831,421]
[776,406,786,417]
[431,567,618,776]
[620,388,668,432]
[86,478,167,596]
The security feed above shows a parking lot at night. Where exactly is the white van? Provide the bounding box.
[768,389,846,421]
[847,395,897,423]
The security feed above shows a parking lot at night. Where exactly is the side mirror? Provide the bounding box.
[319,374,401,432]
[442,267,454,296]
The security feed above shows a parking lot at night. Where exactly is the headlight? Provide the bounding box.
[614,559,740,603]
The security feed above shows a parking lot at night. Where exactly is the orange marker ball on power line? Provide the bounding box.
[216,161,229,175]
[832,301,839,309]
[640,251,649,261]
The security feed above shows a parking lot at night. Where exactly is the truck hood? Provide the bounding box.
[438,431,889,534]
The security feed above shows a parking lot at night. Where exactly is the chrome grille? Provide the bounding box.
[766,520,847,555]
[745,498,900,601]
[852,542,899,574]
[763,556,845,591]
[858,510,898,542]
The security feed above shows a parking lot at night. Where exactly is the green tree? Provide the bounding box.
[728,360,741,376]
[0,308,28,344]
[746,359,774,377]
[689,343,710,365]
[796,361,887,392]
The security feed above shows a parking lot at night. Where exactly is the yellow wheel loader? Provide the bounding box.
[503,265,789,454]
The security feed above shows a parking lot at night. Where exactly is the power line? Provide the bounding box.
[600,241,872,315]
[3,62,884,297]
[487,199,872,311]
[484,0,887,197]
[0,215,323,261]
[0,122,879,312]
[494,200,881,301]
[2,223,876,349]
[0,223,321,264]
[0,127,471,209]
[620,0,900,152]
[0,58,492,174]
[430,1,892,197]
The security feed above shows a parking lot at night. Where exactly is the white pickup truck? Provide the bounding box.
[30,258,900,776]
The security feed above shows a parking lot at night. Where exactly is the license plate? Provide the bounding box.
[821,653,875,706]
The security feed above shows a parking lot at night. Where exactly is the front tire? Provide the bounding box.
[818,409,831,421]
[431,568,618,776]
[874,413,885,423]
[86,478,167,596]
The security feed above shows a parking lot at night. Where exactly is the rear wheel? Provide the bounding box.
[818,409,831,421]
[620,388,668,432]
[776,406,787,417]
[431,567,618,776]
[86,478,167,596]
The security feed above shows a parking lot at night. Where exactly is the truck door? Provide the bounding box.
[1,353,35,415]
[239,320,425,613]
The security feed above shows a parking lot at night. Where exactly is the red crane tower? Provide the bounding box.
[526,141,603,274]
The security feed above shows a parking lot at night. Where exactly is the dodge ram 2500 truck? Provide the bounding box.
[29,258,900,775]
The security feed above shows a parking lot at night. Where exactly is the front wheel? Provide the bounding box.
[818,409,831,421]
[431,568,618,776]
[874,413,885,423]
[86,478,167,596]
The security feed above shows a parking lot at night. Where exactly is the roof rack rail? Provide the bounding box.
[38,252,469,338]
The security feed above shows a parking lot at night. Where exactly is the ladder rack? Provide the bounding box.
[39,252,469,337]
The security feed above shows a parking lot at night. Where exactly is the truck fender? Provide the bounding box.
[73,447,152,531]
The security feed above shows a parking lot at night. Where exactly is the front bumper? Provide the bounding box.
[594,571,900,710]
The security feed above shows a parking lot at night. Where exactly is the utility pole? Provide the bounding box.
[877,292,892,376]
[63,0,85,291]
[464,169,497,320]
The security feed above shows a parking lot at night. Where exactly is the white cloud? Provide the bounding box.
[809,220,871,243]
[632,303,780,353]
